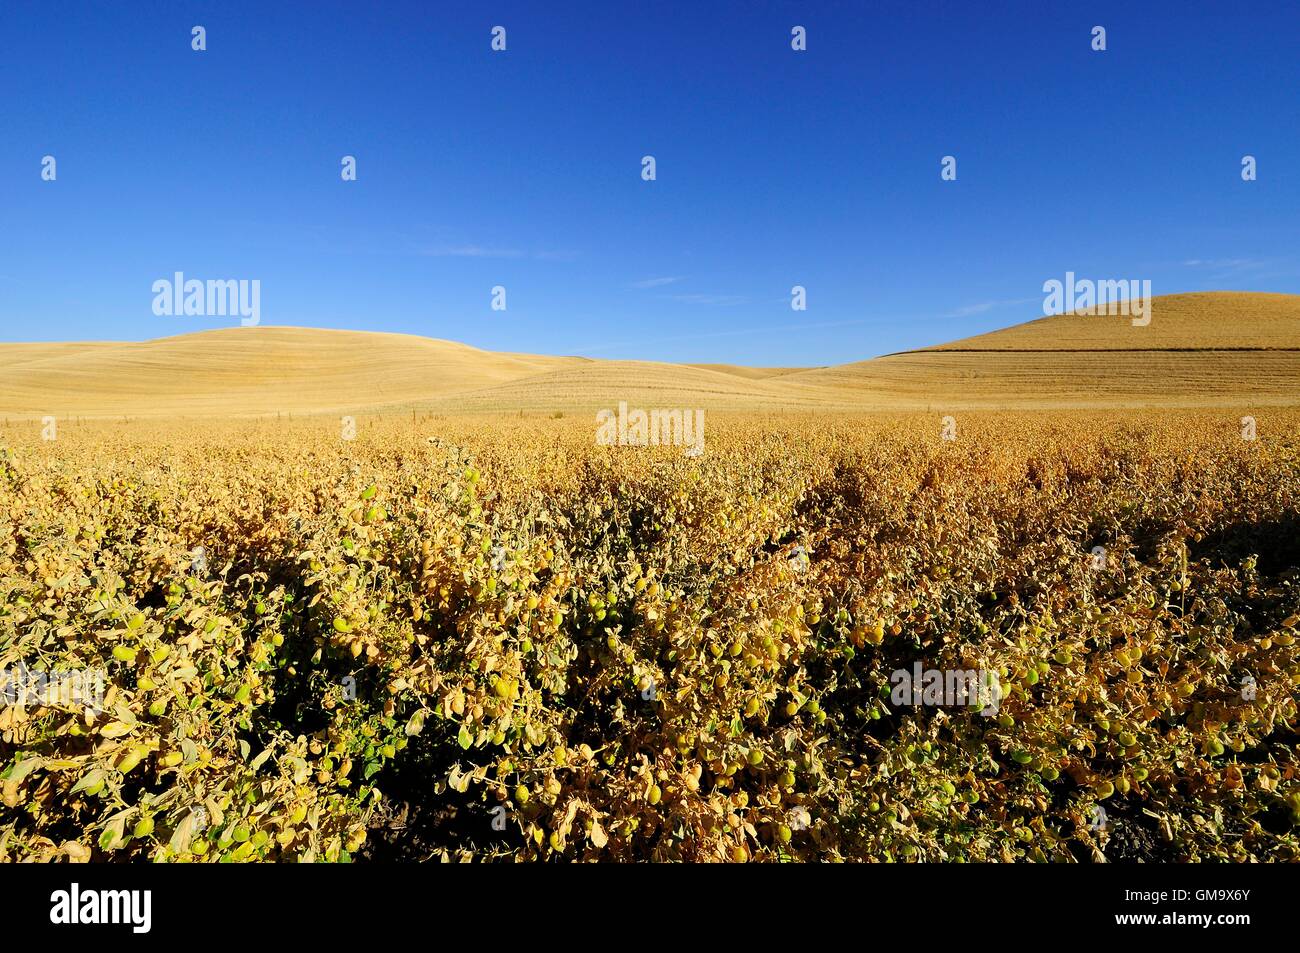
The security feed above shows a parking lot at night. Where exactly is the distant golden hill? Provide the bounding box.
[783,292,1300,409]
[2,292,1296,417]
[926,291,1300,351]
[0,328,581,417]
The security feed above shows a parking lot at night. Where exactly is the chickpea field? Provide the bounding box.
[2,412,1298,862]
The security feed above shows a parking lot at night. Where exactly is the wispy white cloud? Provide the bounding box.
[1182,257,1268,270]
[419,245,579,261]
[947,301,998,317]
[942,296,1037,318]
[583,316,886,353]
[631,276,685,289]
[1178,255,1300,283]
[421,245,523,258]
[667,293,747,306]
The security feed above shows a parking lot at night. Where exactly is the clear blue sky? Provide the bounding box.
[3,1,1296,365]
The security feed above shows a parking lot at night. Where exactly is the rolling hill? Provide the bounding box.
[0,328,583,417]
[783,291,1300,409]
[2,292,1297,417]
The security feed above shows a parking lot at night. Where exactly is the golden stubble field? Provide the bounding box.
[3,293,1298,417]
[1,409,1298,862]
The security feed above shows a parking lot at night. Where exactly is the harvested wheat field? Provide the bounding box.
[787,292,1300,410]
[3,293,1297,417]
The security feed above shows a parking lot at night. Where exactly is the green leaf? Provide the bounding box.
[405,711,426,736]
[98,816,126,851]
[71,767,106,794]
[4,756,44,784]
[457,725,473,750]
[168,812,197,854]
